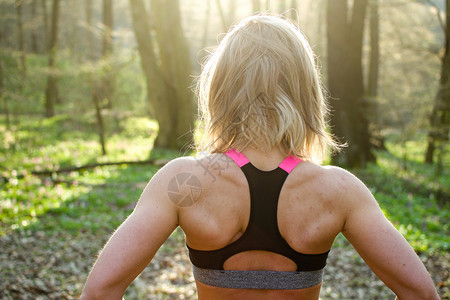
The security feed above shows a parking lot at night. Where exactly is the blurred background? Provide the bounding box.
[0,0,448,299]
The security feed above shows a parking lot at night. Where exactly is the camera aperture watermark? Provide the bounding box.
[167,172,202,207]
[166,153,234,207]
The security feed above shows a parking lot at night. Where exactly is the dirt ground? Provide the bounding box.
[1,230,448,299]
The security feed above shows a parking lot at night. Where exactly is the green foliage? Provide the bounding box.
[353,138,449,254]
[0,174,87,233]
[0,46,175,235]
[1,49,148,117]
[0,114,158,235]
[0,115,448,255]
[375,0,442,145]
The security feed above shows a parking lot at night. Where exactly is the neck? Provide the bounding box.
[240,146,285,171]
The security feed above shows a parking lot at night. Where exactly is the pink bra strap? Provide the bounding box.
[279,155,302,174]
[225,149,250,167]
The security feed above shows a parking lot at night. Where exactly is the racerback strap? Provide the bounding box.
[225,149,301,173]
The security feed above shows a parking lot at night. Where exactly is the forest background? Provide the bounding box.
[0,0,448,299]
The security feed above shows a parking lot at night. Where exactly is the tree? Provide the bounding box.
[16,0,26,76]
[150,0,194,150]
[101,0,114,109]
[367,0,385,150]
[30,0,39,53]
[86,0,107,155]
[326,0,375,167]
[129,0,194,151]
[44,0,60,118]
[0,31,8,130]
[368,0,380,98]
[41,0,49,51]
[425,0,450,168]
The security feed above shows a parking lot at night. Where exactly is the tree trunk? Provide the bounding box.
[66,2,82,62]
[327,0,374,167]
[16,0,26,76]
[129,0,173,149]
[150,0,194,150]
[30,0,39,53]
[349,0,374,166]
[85,0,95,67]
[425,0,450,164]
[86,0,107,155]
[425,139,435,163]
[327,0,350,160]
[367,0,385,151]
[130,0,194,151]
[41,0,49,52]
[0,34,8,130]
[44,0,60,118]
[93,92,107,155]
[368,0,379,98]
[101,0,114,109]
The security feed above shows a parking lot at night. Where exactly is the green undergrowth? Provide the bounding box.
[352,139,449,254]
[0,117,448,255]
[0,115,179,236]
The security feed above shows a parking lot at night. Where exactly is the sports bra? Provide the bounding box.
[187,149,330,290]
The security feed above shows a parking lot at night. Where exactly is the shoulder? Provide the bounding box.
[294,162,365,191]
[291,162,375,206]
[322,165,370,195]
[147,153,236,208]
[146,156,196,188]
[149,153,236,192]
[155,156,197,174]
[155,153,234,178]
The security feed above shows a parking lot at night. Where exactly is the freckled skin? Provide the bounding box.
[81,153,440,300]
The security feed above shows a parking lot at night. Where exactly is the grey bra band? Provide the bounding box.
[192,265,324,290]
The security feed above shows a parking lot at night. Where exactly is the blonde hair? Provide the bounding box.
[197,14,338,162]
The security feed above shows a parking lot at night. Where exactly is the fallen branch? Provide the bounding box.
[0,158,170,183]
[31,158,169,176]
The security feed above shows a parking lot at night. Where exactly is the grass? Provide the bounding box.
[0,114,449,255]
[0,114,172,236]
[355,144,449,253]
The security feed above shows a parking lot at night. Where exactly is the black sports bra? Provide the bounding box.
[187,149,329,273]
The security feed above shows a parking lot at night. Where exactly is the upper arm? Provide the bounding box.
[82,158,189,299]
[338,169,438,299]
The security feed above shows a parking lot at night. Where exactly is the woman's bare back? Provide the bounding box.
[177,150,349,299]
[81,150,439,300]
